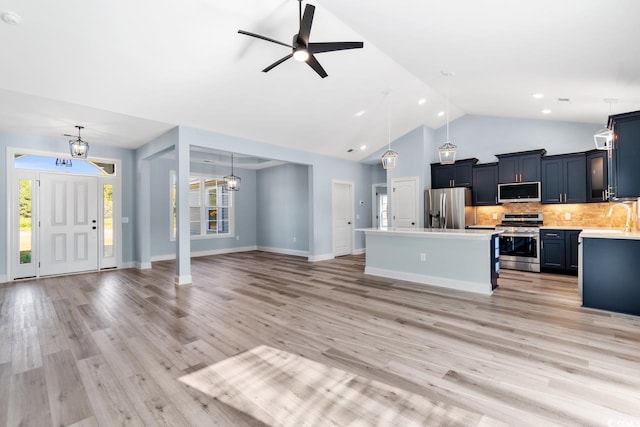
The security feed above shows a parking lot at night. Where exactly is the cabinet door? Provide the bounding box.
[472,165,498,206]
[565,230,581,273]
[541,236,565,269]
[615,119,640,199]
[586,150,608,202]
[498,156,519,184]
[431,164,453,189]
[541,158,563,204]
[519,153,541,182]
[453,163,473,187]
[564,155,586,204]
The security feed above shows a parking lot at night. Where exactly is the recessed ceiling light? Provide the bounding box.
[541,109,552,114]
[418,98,426,105]
[1,11,22,25]
[437,111,445,117]
[360,145,367,151]
[354,110,366,117]
[532,93,544,99]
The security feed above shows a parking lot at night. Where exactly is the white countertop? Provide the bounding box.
[579,229,640,240]
[356,227,500,240]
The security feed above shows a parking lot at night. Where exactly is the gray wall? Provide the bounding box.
[148,156,257,258]
[256,163,310,253]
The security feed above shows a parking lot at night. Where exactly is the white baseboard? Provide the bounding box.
[150,246,258,263]
[307,253,334,262]
[364,266,493,295]
[353,248,366,255]
[257,246,309,258]
[120,262,136,269]
[0,274,7,284]
[175,275,192,285]
[136,262,152,270]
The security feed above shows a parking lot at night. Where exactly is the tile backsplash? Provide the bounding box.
[476,201,639,229]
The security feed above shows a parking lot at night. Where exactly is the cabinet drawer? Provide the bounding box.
[541,230,565,240]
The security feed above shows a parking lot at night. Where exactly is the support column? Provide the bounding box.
[135,159,151,269]
[175,140,192,285]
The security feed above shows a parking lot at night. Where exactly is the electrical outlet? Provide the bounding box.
[293,236,296,243]
[564,212,571,220]
[356,214,360,220]
[236,235,240,241]
[492,213,498,220]
[420,253,426,262]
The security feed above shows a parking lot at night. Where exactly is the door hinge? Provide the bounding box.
[36,180,41,186]
[393,188,396,192]
[38,262,40,268]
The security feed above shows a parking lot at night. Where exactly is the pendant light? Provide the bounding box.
[438,72,457,164]
[381,91,398,169]
[224,153,241,191]
[55,158,72,167]
[593,99,617,150]
[64,125,89,159]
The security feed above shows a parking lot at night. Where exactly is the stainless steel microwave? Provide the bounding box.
[497,182,541,203]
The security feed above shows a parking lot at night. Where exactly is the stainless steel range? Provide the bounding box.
[495,213,543,273]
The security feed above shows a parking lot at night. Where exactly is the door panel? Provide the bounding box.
[332,182,353,257]
[40,173,98,276]
[392,177,418,228]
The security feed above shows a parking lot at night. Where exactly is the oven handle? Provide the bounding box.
[499,233,539,238]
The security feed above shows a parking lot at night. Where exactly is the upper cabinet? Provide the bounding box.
[430,158,478,189]
[609,110,640,200]
[472,163,498,206]
[585,149,609,203]
[496,149,546,184]
[541,153,586,204]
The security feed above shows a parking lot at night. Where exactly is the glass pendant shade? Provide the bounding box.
[381,149,399,169]
[69,139,89,158]
[55,158,72,167]
[593,127,613,150]
[438,141,457,164]
[224,154,241,191]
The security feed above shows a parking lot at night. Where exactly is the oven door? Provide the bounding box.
[499,233,540,272]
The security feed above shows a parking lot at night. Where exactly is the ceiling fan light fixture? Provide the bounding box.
[293,48,309,62]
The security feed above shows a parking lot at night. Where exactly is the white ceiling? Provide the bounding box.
[0,0,638,161]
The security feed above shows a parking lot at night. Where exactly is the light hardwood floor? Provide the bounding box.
[1,251,640,426]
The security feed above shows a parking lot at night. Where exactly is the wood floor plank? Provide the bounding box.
[1,251,640,426]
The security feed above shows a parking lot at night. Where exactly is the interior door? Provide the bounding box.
[391,177,418,228]
[332,182,353,257]
[39,173,99,276]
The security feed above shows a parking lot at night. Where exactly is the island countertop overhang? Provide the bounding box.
[356,227,501,241]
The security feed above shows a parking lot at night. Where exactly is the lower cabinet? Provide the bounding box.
[540,229,581,275]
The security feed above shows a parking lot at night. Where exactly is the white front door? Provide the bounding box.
[39,173,99,276]
[391,177,418,228]
[332,181,353,257]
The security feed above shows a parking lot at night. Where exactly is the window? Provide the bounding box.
[15,154,116,176]
[171,172,234,239]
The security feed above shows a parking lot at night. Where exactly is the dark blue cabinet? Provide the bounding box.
[496,150,545,184]
[541,154,586,204]
[585,149,608,203]
[430,158,478,189]
[609,110,640,200]
[583,237,640,316]
[472,163,498,206]
[541,229,581,275]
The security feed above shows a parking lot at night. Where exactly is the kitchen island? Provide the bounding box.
[579,229,640,316]
[357,228,501,295]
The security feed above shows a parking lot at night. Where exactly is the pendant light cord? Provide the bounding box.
[387,97,391,150]
[446,76,450,142]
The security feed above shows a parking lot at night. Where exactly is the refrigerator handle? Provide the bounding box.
[441,193,447,229]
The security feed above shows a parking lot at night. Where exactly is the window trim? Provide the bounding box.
[169,170,235,241]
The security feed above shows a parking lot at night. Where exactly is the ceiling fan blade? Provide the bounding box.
[308,41,364,54]
[238,30,292,48]
[306,54,327,78]
[262,54,293,73]
[298,4,315,45]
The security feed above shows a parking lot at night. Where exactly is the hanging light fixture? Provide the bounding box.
[55,158,72,167]
[593,99,617,150]
[64,125,89,158]
[224,153,241,191]
[438,71,457,164]
[381,91,398,169]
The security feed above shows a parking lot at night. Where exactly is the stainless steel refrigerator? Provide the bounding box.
[424,188,475,229]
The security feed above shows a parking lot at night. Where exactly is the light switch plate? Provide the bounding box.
[122,217,129,223]
[492,213,498,220]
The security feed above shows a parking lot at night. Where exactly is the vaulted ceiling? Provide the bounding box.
[0,0,638,161]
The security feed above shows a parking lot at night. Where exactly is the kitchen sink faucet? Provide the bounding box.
[607,202,632,232]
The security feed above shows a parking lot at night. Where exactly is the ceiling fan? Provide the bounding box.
[238,0,363,78]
